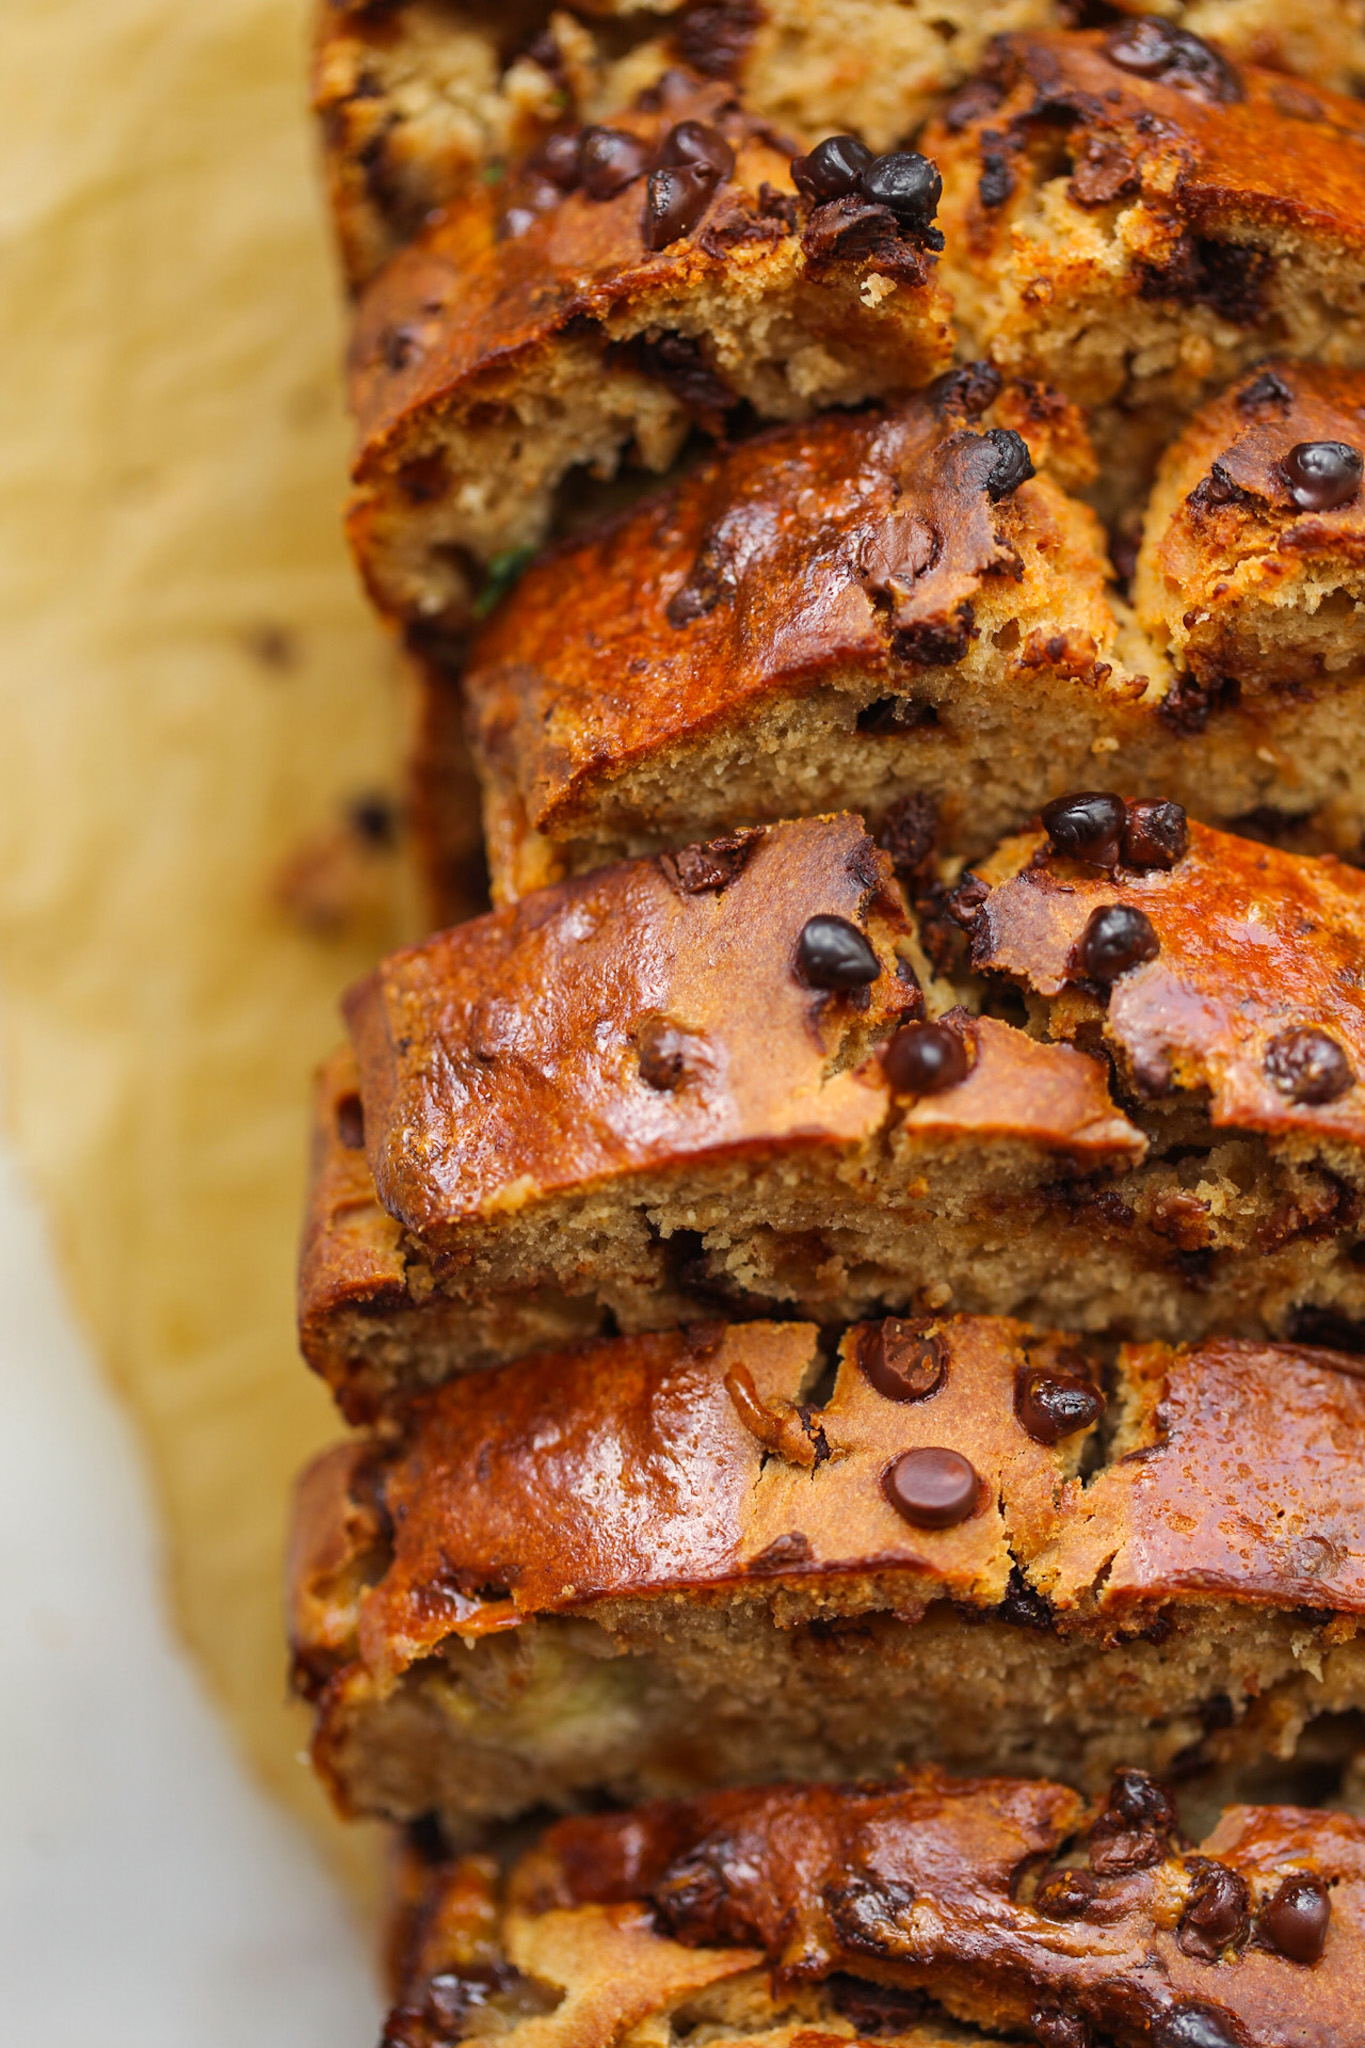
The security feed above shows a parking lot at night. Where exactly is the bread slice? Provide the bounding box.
[927,29,1365,502]
[291,1310,1365,1828]
[299,810,1365,1416]
[458,358,1365,902]
[344,70,954,645]
[379,1773,1364,2047]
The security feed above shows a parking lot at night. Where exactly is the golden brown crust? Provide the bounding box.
[383,1773,1365,2048]
[345,71,954,636]
[970,818,1365,1144]
[928,30,1365,479]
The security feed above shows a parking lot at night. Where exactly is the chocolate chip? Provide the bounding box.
[578,126,650,199]
[534,130,581,190]
[1281,440,1363,512]
[1070,904,1159,983]
[876,792,938,882]
[1088,1770,1176,1875]
[858,151,942,229]
[796,914,881,990]
[1108,1767,1177,1831]
[1257,1874,1331,1963]
[945,875,989,928]
[1179,1859,1250,1961]
[1104,19,1242,102]
[1042,790,1126,867]
[928,360,1002,419]
[980,426,1035,500]
[660,830,761,895]
[790,132,874,202]
[1014,1365,1105,1445]
[1264,1028,1354,1105]
[336,1092,365,1150]
[658,119,735,180]
[637,1017,690,1090]
[1122,799,1188,871]
[882,1447,980,1528]
[675,0,760,78]
[882,1020,969,1095]
[978,152,1013,208]
[1030,2013,1090,2048]
[1151,2006,1246,2048]
[860,1321,947,1402]
[1034,1869,1099,1920]
[1237,368,1293,416]
[643,162,718,248]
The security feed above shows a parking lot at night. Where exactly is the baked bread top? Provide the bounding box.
[345,70,955,636]
[384,1771,1365,2048]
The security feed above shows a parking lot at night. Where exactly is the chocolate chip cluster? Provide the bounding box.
[790,133,945,251]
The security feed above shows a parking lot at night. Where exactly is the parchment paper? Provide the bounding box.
[0,0,417,1895]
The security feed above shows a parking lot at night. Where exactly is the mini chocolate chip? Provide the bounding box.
[791,133,874,201]
[858,151,942,228]
[1070,904,1160,983]
[860,1321,948,1402]
[1030,2012,1090,2048]
[1033,1870,1098,1920]
[1179,1859,1250,1961]
[643,162,718,248]
[336,1092,365,1150]
[882,1446,979,1528]
[637,1017,690,1090]
[534,130,581,190]
[578,126,650,199]
[1042,790,1126,867]
[981,426,1035,500]
[1281,440,1363,512]
[1014,1365,1105,1445]
[658,119,735,180]
[1151,2006,1245,2048]
[1104,19,1242,102]
[1122,798,1188,871]
[796,914,881,990]
[882,1020,970,1095]
[1264,1028,1354,1104]
[1257,1874,1331,1963]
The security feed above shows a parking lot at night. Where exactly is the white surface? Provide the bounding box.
[0,1140,384,2045]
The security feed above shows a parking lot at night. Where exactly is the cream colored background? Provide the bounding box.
[0,0,417,1891]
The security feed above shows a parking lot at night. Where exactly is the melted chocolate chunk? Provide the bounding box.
[980,426,1035,500]
[882,1446,980,1528]
[660,829,761,894]
[857,695,939,734]
[1089,1768,1176,1874]
[578,126,650,200]
[1070,904,1160,983]
[651,1839,759,1947]
[801,193,938,276]
[859,1321,948,1402]
[979,150,1014,208]
[336,1092,365,1151]
[1264,1027,1354,1105]
[1014,1364,1105,1445]
[1159,667,1240,735]
[1030,2013,1090,2048]
[928,360,1002,419]
[859,151,943,230]
[1122,799,1188,872]
[791,132,874,202]
[876,792,939,881]
[1178,1858,1250,1961]
[632,332,734,429]
[796,914,882,990]
[636,1017,691,1090]
[882,1019,970,1095]
[946,874,989,929]
[998,1566,1055,1632]
[827,1976,929,2035]
[1151,2005,1246,2048]
[1042,790,1126,868]
[1257,1873,1332,1963]
[1281,439,1363,512]
[1034,1869,1099,1919]
[1104,19,1242,103]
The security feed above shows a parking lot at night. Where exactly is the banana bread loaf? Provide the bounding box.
[380,1772,1365,2048]
[345,70,954,644]
[300,809,1365,1414]
[458,358,1365,902]
[291,1311,1365,1828]
[928,29,1365,503]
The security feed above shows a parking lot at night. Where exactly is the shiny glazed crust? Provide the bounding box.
[344,71,954,639]
[381,1774,1365,2048]
[460,361,1365,901]
[300,811,1365,1413]
[928,31,1365,488]
[291,1312,1365,1825]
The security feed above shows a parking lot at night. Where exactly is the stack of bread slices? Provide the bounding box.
[293,5,1365,2042]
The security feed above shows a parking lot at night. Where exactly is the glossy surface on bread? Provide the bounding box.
[383,1772,1365,2047]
